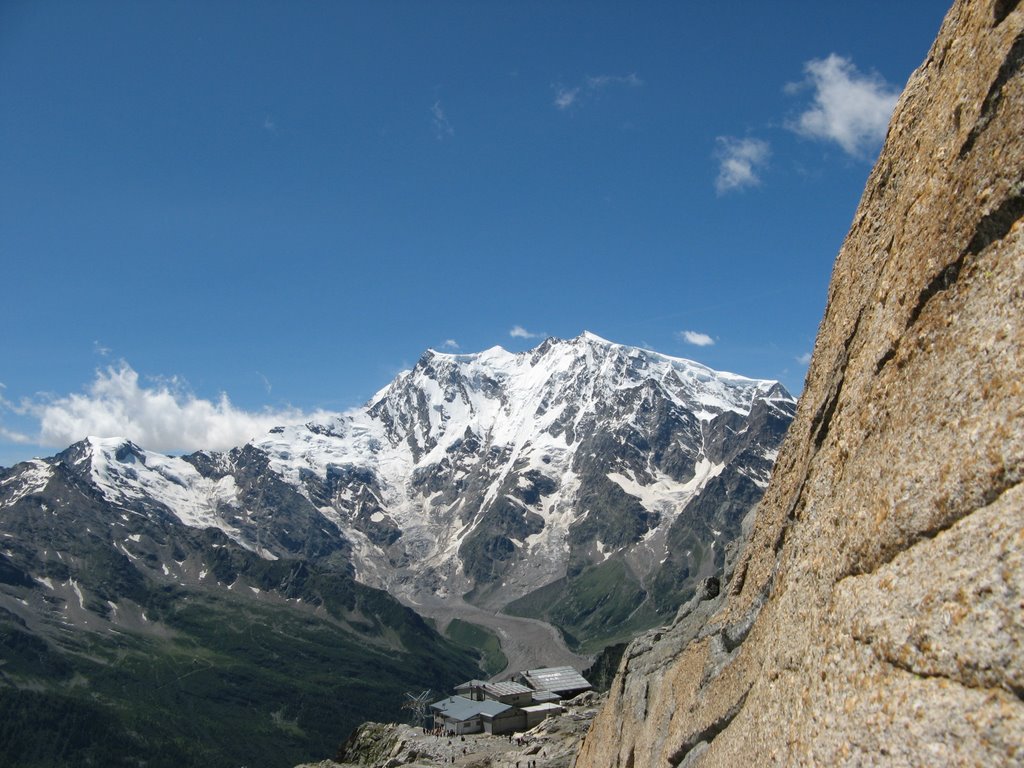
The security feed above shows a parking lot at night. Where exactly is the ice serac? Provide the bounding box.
[576,1,1024,765]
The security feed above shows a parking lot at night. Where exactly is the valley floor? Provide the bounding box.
[402,594,593,679]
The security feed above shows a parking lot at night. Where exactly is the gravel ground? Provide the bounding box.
[296,693,604,768]
[403,595,593,679]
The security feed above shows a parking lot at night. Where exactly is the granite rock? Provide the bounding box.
[576,1,1024,765]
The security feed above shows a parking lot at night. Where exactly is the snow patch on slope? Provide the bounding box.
[86,436,247,543]
[0,460,54,508]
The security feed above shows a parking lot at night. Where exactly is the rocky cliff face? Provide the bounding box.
[251,332,793,635]
[576,1,1024,765]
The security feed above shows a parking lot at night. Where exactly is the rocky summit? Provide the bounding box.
[577,0,1024,765]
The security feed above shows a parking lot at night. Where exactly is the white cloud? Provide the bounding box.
[510,325,542,339]
[262,115,277,133]
[431,100,454,139]
[553,72,641,110]
[553,86,580,110]
[788,54,899,157]
[0,426,32,444]
[442,339,460,350]
[680,330,715,347]
[796,352,813,365]
[19,363,336,454]
[0,386,25,438]
[715,137,771,195]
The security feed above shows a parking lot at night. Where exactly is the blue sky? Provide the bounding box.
[0,1,950,466]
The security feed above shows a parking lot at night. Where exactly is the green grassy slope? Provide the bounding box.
[0,587,479,768]
[444,618,508,677]
[503,558,662,654]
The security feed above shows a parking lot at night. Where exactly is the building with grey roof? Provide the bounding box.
[430,695,522,735]
[517,666,592,698]
[529,689,562,705]
[436,665,590,736]
[454,678,534,707]
[481,680,534,707]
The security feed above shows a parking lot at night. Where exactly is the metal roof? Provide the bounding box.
[430,696,511,722]
[521,703,563,713]
[520,666,592,694]
[530,690,562,703]
[483,681,533,698]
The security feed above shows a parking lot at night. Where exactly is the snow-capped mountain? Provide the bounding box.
[1,332,795,643]
[0,437,482,767]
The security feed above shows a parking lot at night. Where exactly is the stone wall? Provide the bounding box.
[575,1,1024,764]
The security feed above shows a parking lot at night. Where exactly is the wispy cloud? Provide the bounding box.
[11,362,336,454]
[0,426,33,444]
[553,86,581,110]
[510,325,542,339]
[442,339,460,350]
[680,330,715,347]
[787,54,899,157]
[262,115,277,133]
[553,72,642,110]
[796,351,812,365]
[714,137,771,195]
[0,384,32,445]
[431,100,454,139]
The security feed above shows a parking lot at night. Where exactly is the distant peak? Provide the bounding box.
[476,344,513,358]
[525,332,614,357]
[577,330,613,345]
[422,344,512,363]
[86,435,134,451]
[85,436,146,463]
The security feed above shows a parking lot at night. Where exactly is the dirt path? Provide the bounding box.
[402,595,593,680]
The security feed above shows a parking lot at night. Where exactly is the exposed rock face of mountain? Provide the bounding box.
[577,1,1024,765]
[252,333,793,642]
[2,333,794,650]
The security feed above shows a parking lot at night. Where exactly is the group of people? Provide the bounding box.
[422,725,459,738]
